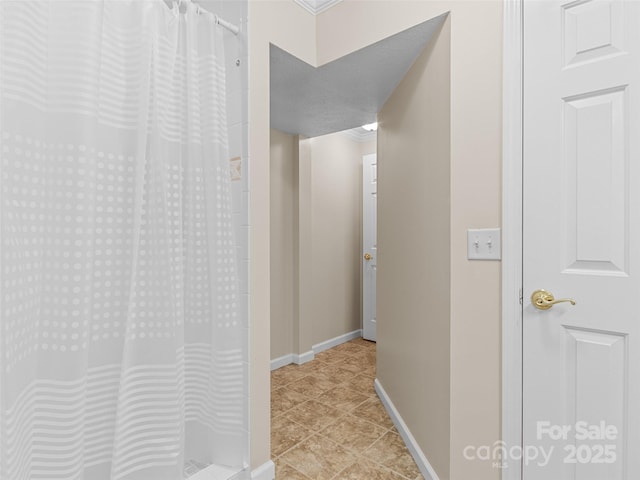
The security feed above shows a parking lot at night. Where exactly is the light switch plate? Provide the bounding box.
[467,228,501,260]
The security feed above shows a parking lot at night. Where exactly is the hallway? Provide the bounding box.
[271,338,424,479]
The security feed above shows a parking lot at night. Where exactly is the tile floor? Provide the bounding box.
[271,338,424,479]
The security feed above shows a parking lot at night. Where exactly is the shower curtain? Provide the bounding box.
[0,1,245,479]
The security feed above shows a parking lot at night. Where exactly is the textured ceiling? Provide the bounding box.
[270,14,447,138]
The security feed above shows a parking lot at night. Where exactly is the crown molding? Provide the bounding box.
[293,0,343,15]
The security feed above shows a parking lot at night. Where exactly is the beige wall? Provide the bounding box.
[378,16,451,478]
[250,2,502,477]
[296,136,314,354]
[248,1,316,469]
[308,133,362,345]
[270,129,297,359]
[360,138,377,157]
[270,131,365,361]
[448,4,502,477]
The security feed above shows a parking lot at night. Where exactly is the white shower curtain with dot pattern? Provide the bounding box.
[0,1,245,479]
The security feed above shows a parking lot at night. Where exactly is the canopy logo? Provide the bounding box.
[463,441,553,468]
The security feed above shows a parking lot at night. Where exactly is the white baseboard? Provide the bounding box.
[251,460,275,480]
[270,354,294,371]
[270,329,362,371]
[313,329,362,354]
[375,379,440,480]
[270,350,314,371]
[295,349,314,365]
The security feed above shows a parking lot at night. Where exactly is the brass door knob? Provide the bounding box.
[531,289,576,310]
[364,253,373,261]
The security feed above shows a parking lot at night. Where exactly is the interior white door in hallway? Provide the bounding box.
[363,154,377,341]
[523,0,640,478]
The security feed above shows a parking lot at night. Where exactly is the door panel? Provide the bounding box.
[563,87,628,275]
[523,0,640,478]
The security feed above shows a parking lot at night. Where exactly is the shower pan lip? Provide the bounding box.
[185,462,246,480]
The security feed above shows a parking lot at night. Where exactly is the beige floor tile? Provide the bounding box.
[319,414,387,454]
[275,458,312,479]
[318,364,360,384]
[271,387,310,418]
[279,434,356,480]
[365,431,422,479]
[343,342,375,356]
[333,458,407,480]
[295,360,327,375]
[271,415,314,457]
[349,337,376,347]
[352,397,394,430]
[342,374,376,397]
[332,341,370,356]
[285,399,343,432]
[363,350,376,365]
[314,350,353,365]
[361,362,376,378]
[272,365,310,388]
[335,355,370,374]
[315,385,369,412]
[288,374,337,398]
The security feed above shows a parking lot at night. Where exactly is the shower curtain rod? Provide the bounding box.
[214,15,240,36]
[177,0,240,36]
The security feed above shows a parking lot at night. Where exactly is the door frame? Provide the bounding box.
[502,1,524,479]
[362,153,377,342]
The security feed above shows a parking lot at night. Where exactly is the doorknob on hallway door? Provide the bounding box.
[364,253,373,261]
[531,289,576,310]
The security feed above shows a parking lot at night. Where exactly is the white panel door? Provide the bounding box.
[362,154,377,342]
[523,1,640,478]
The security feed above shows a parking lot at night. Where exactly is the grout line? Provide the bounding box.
[272,428,317,459]
[272,458,311,480]
[362,431,421,480]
